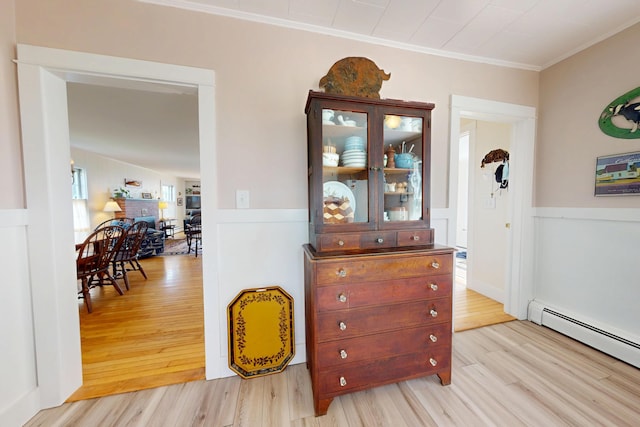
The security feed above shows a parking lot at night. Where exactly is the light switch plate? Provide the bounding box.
[485,197,496,209]
[236,190,250,209]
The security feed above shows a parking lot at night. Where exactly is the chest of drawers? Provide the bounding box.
[303,244,454,416]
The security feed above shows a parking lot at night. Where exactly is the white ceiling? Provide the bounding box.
[146,0,640,70]
[71,0,640,179]
[67,82,201,179]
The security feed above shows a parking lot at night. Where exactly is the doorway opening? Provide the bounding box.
[448,95,537,331]
[453,119,516,332]
[66,81,205,400]
[17,44,220,408]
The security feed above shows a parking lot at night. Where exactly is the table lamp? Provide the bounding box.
[103,199,122,218]
[158,201,168,220]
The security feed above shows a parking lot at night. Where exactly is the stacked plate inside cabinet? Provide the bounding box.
[344,136,366,151]
[341,149,367,167]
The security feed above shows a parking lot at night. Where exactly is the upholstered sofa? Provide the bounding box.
[133,216,165,258]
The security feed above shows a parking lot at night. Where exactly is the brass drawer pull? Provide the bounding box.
[429,358,437,367]
[429,334,438,343]
[339,321,347,331]
[337,240,345,246]
[339,376,347,387]
[430,309,438,318]
[337,268,347,278]
[430,283,438,291]
[412,235,420,241]
[340,349,348,359]
[431,261,440,269]
[338,293,347,303]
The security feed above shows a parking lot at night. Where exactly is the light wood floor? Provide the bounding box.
[454,262,516,332]
[67,253,205,401]
[26,320,640,426]
[67,250,513,402]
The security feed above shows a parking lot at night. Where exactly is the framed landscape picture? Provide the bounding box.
[595,151,640,196]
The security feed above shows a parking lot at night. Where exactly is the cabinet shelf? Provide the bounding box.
[384,192,414,196]
[384,167,413,173]
[322,167,414,173]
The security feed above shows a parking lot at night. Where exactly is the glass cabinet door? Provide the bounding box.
[382,114,423,223]
[321,108,369,225]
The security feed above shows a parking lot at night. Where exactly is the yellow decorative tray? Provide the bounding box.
[227,286,295,378]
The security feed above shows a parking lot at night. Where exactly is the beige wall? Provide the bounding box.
[71,147,180,231]
[538,22,640,207]
[1,0,23,208]
[13,0,539,210]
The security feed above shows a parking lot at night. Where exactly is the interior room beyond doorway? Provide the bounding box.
[453,119,516,332]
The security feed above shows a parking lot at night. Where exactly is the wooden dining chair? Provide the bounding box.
[185,213,202,257]
[111,220,149,290]
[76,225,126,313]
[94,217,134,231]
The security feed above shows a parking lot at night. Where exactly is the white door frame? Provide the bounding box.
[16,44,220,409]
[448,95,536,319]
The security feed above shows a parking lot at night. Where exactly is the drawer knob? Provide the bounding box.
[412,235,420,241]
[430,309,438,318]
[429,334,438,343]
[429,358,438,367]
[337,268,347,278]
[337,240,345,246]
[339,321,347,331]
[430,283,438,291]
[376,237,384,244]
[339,349,348,359]
[339,376,347,387]
[338,293,347,303]
[431,261,440,269]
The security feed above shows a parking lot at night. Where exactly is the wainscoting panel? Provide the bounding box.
[215,209,309,376]
[0,210,40,427]
[431,208,449,245]
[530,208,640,367]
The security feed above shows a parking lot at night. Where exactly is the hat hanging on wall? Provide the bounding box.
[495,162,509,189]
[480,148,509,168]
[481,148,510,191]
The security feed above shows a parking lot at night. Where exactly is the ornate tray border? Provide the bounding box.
[227,286,295,378]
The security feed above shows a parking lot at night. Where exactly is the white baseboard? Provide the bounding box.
[529,300,640,368]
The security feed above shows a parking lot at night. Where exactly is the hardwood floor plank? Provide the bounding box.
[396,382,438,427]
[201,376,242,427]
[69,254,205,402]
[26,260,640,426]
[233,375,265,426]
[454,283,516,332]
[107,386,168,427]
[372,383,437,426]
[408,375,482,426]
[26,321,640,426]
[286,364,316,421]
[263,371,291,427]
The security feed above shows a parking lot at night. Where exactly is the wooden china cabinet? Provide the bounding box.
[303,91,454,416]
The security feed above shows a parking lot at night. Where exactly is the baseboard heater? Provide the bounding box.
[528,301,640,368]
